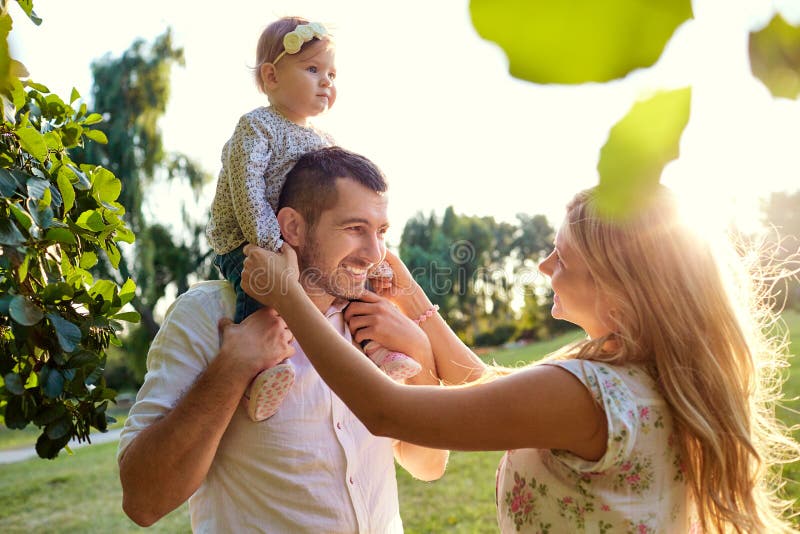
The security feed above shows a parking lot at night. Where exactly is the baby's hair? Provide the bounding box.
[253,16,330,93]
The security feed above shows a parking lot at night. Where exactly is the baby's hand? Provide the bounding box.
[241,243,300,307]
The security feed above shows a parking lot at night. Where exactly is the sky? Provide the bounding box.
[8,0,800,248]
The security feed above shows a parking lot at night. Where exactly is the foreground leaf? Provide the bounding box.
[470,0,693,84]
[596,87,691,219]
[749,14,800,99]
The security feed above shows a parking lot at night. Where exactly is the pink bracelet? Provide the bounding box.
[413,304,439,325]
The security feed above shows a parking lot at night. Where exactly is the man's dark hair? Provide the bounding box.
[278,146,388,227]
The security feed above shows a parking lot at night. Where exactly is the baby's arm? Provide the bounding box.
[224,114,283,251]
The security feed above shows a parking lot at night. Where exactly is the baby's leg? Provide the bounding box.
[215,247,295,421]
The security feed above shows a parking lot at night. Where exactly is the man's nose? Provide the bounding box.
[361,234,385,264]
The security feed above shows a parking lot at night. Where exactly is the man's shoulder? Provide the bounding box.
[168,280,235,321]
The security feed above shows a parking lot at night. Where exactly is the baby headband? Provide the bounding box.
[273,22,329,64]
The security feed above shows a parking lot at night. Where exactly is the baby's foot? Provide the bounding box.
[368,261,394,280]
[363,342,421,381]
[243,362,295,421]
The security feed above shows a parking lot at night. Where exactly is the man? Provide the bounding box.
[118,147,448,532]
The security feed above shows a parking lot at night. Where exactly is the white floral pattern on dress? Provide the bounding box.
[206,106,334,254]
[495,360,692,533]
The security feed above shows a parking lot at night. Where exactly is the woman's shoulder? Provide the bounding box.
[547,359,661,405]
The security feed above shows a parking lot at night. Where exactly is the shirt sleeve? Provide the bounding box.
[117,288,225,462]
[224,113,283,251]
[546,359,639,473]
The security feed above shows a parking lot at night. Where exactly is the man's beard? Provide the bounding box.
[296,238,368,301]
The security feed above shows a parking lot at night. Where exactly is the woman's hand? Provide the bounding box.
[241,243,301,308]
[345,291,431,363]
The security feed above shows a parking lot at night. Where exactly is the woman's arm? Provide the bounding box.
[377,250,487,385]
[242,245,607,459]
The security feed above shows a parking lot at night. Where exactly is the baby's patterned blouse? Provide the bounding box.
[206,106,333,255]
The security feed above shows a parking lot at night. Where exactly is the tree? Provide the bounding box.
[77,30,211,378]
[0,1,137,458]
[400,207,554,345]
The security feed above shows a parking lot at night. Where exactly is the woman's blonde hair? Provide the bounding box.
[551,185,799,533]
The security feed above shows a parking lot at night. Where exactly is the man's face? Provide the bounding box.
[296,177,388,301]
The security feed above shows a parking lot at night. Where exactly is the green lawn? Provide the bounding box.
[0,318,797,533]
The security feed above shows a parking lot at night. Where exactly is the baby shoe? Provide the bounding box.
[362,341,421,381]
[243,362,295,421]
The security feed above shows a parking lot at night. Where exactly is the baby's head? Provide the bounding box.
[254,17,336,118]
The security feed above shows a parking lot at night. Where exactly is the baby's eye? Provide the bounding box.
[328,71,336,80]
[307,66,318,73]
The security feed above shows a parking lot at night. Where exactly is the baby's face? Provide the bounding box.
[270,40,337,120]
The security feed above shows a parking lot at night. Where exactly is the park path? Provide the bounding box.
[0,427,123,464]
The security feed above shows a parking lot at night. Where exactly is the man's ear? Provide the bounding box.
[260,63,279,91]
[277,207,305,247]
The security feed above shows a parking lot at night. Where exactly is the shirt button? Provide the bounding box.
[349,476,354,485]
[336,422,342,430]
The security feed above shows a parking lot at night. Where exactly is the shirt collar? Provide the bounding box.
[324,298,350,318]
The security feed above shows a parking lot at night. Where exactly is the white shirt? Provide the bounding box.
[118,281,403,533]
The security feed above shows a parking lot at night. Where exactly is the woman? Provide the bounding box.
[241,185,798,532]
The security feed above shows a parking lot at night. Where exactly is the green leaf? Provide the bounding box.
[10,202,33,231]
[75,209,105,232]
[91,167,121,203]
[40,366,65,399]
[18,252,30,283]
[26,177,48,199]
[35,432,71,459]
[25,81,49,93]
[33,405,67,426]
[44,227,77,245]
[66,350,100,369]
[112,311,141,323]
[15,0,43,25]
[0,216,25,245]
[596,87,692,219]
[47,313,82,353]
[79,250,98,269]
[105,241,121,268]
[46,415,72,439]
[9,295,43,325]
[115,226,135,244]
[89,279,116,302]
[84,129,108,144]
[470,0,693,84]
[3,372,24,395]
[119,278,136,305]
[16,126,48,162]
[42,282,74,304]
[70,87,80,103]
[83,113,103,125]
[749,14,800,100]
[26,198,54,229]
[4,397,28,429]
[72,165,92,190]
[0,168,19,197]
[56,171,76,214]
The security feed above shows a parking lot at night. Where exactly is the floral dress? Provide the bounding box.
[496,360,694,533]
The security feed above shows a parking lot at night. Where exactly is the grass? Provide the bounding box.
[0,319,797,532]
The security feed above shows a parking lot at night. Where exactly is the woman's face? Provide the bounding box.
[538,226,613,339]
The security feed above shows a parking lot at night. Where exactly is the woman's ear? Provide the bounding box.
[277,207,305,247]
[260,63,279,91]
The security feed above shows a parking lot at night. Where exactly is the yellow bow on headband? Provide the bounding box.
[274,22,328,64]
